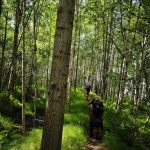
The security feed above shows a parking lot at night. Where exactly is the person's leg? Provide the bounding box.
[86,91,88,100]
[86,91,89,100]
[100,119,103,130]
[90,117,94,136]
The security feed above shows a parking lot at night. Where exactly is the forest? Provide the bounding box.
[0,0,150,149]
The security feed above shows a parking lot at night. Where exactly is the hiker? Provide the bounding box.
[90,96,104,136]
[85,83,91,101]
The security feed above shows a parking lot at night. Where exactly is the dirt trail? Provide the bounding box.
[82,93,108,150]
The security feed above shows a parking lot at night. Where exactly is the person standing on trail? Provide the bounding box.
[85,83,91,101]
[90,96,104,137]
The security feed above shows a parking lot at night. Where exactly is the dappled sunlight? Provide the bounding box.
[7,129,42,150]
[62,125,87,150]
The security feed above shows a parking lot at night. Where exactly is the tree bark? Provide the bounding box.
[0,10,8,90]
[144,114,150,129]
[133,53,143,112]
[41,1,75,149]
[74,0,81,92]
[33,1,37,128]
[6,0,21,101]
[22,0,26,136]
[67,0,79,113]
[0,0,2,19]
[26,25,35,96]
[33,0,39,127]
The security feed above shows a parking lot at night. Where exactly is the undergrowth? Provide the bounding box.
[0,89,150,150]
[0,88,89,150]
[102,99,150,150]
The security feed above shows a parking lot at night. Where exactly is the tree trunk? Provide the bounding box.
[22,0,26,136]
[74,30,80,92]
[46,26,51,90]
[83,59,86,86]
[144,114,150,129]
[0,0,2,19]
[74,0,81,92]
[117,56,129,114]
[41,0,75,149]
[87,46,94,83]
[47,54,50,90]
[133,53,143,112]
[33,2,37,128]
[0,10,8,90]
[6,0,21,101]
[26,26,35,96]
[33,0,39,127]
[67,0,79,113]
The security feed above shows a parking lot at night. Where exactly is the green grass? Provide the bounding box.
[1,129,42,150]
[62,125,87,150]
[63,88,89,149]
[0,88,89,150]
[1,88,150,150]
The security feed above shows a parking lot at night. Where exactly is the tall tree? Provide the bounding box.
[33,0,40,128]
[74,0,82,91]
[67,0,79,113]
[0,10,8,89]
[22,0,26,136]
[0,0,2,19]
[6,0,22,101]
[41,0,75,149]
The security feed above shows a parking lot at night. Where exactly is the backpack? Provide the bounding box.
[86,85,90,91]
[93,100,103,116]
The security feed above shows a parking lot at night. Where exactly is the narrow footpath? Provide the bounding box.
[82,93,108,150]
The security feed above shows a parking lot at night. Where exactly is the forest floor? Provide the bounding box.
[12,92,108,150]
[82,92,108,150]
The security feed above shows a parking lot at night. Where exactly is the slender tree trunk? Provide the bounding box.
[109,48,115,97]
[22,0,26,136]
[87,46,94,82]
[132,64,136,102]
[33,0,39,127]
[6,0,21,101]
[144,114,150,129]
[33,48,37,128]
[117,56,129,113]
[74,0,81,92]
[0,0,2,19]
[67,0,78,113]
[0,10,8,90]
[84,60,86,86]
[47,26,51,90]
[100,0,107,100]
[143,35,150,101]
[74,27,80,91]
[98,58,103,96]
[47,54,50,90]
[33,3,37,128]
[26,26,35,96]
[133,53,143,112]
[41,1,75,149]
